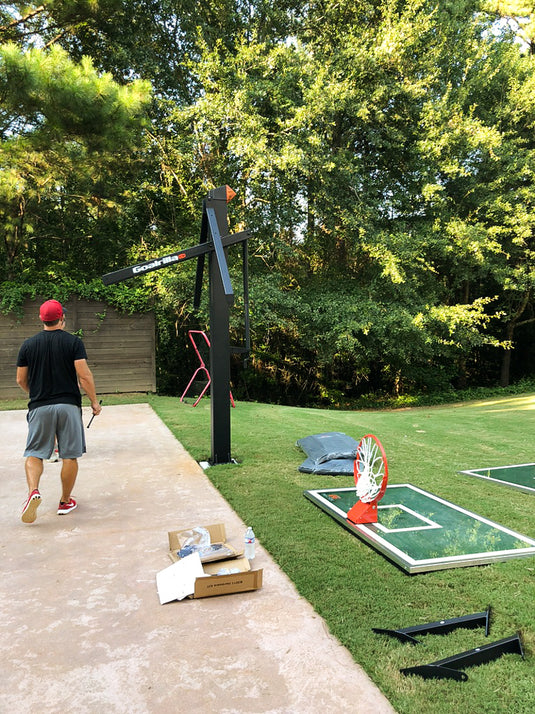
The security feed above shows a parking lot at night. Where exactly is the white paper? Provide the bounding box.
[156,552,205,604]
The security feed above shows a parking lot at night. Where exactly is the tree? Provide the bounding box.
[484,0,535,52]
[118,0,535,397]
[0,41,151,279]
[3,0,535,399]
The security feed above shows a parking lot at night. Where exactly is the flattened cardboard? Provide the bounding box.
[156,553,206,604]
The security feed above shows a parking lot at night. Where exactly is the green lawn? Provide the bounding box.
[149,393,535,714]
[7,392,535,712]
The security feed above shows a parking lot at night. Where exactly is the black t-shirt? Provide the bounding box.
[17,330,88,410]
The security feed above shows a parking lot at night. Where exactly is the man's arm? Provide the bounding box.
[16,366,29,394]
[74,359,102,415]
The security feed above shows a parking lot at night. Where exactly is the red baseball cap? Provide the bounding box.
[39,299,64,322]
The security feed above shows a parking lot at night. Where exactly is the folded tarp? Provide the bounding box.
[298,456,355,475]
[297,431,359,475]
[296,432,359,463]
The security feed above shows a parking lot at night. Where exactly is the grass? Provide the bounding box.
[6,391,535,712]
[148,393,535,714]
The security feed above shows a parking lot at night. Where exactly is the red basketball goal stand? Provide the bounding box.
[180,330,235,408]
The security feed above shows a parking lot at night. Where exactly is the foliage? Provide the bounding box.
[150,1,535,397]
[3,1,535,400]
[242,273,506,403]
[0,40,151,280]
[0,275,152,316]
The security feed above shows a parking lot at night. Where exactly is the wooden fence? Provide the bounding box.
[0,298,156,399]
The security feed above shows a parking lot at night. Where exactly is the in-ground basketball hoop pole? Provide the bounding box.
[101,185,250,464]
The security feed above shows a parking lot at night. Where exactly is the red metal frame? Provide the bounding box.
[180,330,235,408]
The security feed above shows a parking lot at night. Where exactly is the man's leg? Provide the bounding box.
[22,457,43,523]
[56,405,84,514]
[60,458,78,503]
[25,456,44,492]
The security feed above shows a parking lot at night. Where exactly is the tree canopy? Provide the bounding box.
[2,1,535,401]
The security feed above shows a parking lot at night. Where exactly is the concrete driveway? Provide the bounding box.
[0,403,395,713]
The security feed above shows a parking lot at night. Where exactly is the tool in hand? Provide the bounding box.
[87,400,103,428]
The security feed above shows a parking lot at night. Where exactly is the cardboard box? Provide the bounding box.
[192,557,263,599]
[168,523,242,564]
[158,525,263,601]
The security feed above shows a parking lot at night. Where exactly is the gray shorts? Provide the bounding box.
[24,404,86,460]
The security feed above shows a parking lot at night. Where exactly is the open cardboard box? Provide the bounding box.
[167,523,242,564]
[192,556,263,599]
[158,524,263,601]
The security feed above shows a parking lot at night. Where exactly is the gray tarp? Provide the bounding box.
[298,457,355,475]
[297,432,358,475]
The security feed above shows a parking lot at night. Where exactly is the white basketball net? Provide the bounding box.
[355,437,385,503]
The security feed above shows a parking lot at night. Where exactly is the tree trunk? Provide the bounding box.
[500,322,515,387]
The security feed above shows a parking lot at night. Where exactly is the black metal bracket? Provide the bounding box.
[400,633,524,681]
[373,606,491,645]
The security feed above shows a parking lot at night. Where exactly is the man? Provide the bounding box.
[16,299,102,523]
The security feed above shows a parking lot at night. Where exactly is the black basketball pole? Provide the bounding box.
[205,187,234,463]
[101,185,250,464]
